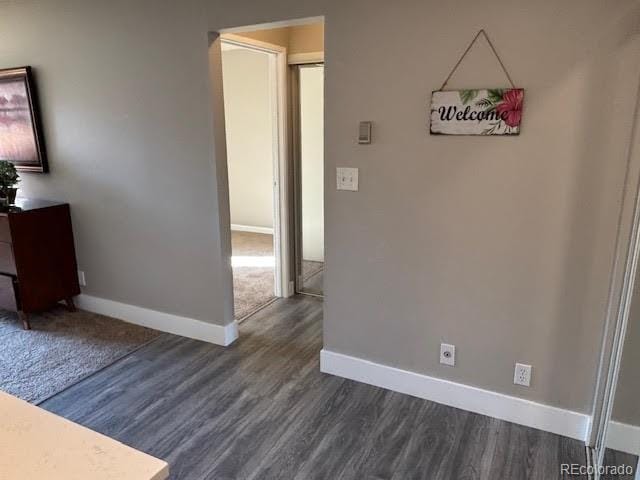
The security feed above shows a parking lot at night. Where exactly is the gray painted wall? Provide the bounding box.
[315,0,640,414]
[0,0,232,326]
[1,0,639,415]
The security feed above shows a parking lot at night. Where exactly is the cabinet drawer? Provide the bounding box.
[0,274,17,311]
[0,216,10,243]
[0,242,16,275]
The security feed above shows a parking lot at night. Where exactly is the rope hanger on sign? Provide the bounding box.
[438,29,516,91]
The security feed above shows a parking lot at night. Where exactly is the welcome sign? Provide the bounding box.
[430,88,524,135]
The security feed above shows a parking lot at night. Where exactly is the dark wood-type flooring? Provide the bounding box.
[603,448,638,479]
[42,295,591,479]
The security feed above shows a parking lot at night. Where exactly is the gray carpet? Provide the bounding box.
[232,231,276,320]
[0,307,161,403]
[231,231,325,318]
[302,259,323,280]
[300,259,324,295]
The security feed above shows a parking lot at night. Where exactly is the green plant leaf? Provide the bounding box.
[0,161,19,191]
[459,89,479,105]
[487,89,505,104]
[475,98,494,108]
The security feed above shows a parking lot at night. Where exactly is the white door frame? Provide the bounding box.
[220,33,292,299]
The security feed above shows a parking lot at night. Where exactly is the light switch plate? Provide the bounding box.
[337,167,359,191]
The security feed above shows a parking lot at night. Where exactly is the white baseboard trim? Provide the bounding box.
[76,294,238,346]
[230,224,274,235]
[607,421,640,456]
[320,349,590,441]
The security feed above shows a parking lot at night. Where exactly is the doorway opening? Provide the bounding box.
[220,34,288,321]
[217,18,324,322]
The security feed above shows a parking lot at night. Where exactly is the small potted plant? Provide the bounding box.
[0,161,20,206]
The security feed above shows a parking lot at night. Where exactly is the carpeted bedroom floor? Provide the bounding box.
[231,231,277,320]
[231,231,324,320]
[0,307,161,403]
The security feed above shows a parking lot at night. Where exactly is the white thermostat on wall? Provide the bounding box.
[358,121,372,144]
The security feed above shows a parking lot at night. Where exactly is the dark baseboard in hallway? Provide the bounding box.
[41,295,588,479]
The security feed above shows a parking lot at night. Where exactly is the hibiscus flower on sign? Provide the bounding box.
[430,88,524,135]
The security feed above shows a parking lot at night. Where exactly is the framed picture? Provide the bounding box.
[0,66,48,172]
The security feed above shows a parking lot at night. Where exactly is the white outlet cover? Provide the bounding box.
[77,270,86,287]
[440,343,455,366]
[514,363,532,387]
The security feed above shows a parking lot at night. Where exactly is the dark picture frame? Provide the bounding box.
[0,66,48,172]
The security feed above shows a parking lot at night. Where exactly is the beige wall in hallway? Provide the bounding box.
[238,23,324,54]
[288,24,324,54]
[222,48,275,230]
[237,27,290,49]
[0,0,638,415]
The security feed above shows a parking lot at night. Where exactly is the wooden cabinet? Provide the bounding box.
[0,199,80,329]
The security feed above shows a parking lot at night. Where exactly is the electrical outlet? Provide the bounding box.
[514,363,532,387]
[440,343,455,366]
[77,270,86,287]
